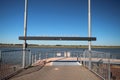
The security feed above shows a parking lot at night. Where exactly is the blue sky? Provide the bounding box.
[0,0,120,46]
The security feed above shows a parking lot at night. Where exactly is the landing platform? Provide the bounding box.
[10,62,101,80]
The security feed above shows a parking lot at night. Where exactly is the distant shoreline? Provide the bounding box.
[0,43,120,48]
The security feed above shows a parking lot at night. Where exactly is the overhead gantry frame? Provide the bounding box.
[20,0,95,69]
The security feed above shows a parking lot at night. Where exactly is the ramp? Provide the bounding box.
[52,61,81,66]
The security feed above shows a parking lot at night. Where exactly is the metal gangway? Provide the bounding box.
[0,49,120,80]
[1,0,120,80]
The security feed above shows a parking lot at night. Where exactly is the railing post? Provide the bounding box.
[88,51,92,70]
[64,51,66,58]
[32,54,34,64]
[39,53,41,60]
[22,49,26,68]
[83,50,86,66]
[108,53,111,80]
[0,50,2,67]
[35,54,37,62]
[45,52,48,60]
[0,50,1,61]
[79,54,81,64]
[29,50,32,66]
[77,52,79,62]
[54,52,56,58]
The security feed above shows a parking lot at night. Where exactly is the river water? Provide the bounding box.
[0,47,120,65]
[0,47,120,58]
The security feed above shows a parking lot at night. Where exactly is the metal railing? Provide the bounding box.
[0,49,115,80]
[0,49,31,80]
[30,50,84,64]
[83,50,111,80]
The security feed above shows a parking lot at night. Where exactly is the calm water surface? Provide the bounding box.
[0,47,120,65]
[0,47,120,58]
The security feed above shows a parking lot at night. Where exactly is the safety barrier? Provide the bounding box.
[0,49,31,80]
[0,49,115,80]
[83,50,111,80]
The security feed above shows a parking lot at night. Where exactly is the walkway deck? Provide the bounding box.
[10,61,101,80]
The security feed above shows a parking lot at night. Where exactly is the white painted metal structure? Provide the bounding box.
[23,0,28,68]
[88,0,92,70]
[22,0,93,69]
[88,0,91,51]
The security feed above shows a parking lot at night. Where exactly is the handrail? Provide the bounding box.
[1,49,30,53]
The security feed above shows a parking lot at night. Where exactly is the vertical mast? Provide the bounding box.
[88,0,91,70]
[24,0,28,44]
[23,0,28,68]
[88,0,91,51]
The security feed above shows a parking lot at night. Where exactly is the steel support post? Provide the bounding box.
[29,50,32,66]
[108,54,111,80]
[88,0,92,70]
[22,0,28,68]
[0,51,1,62]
